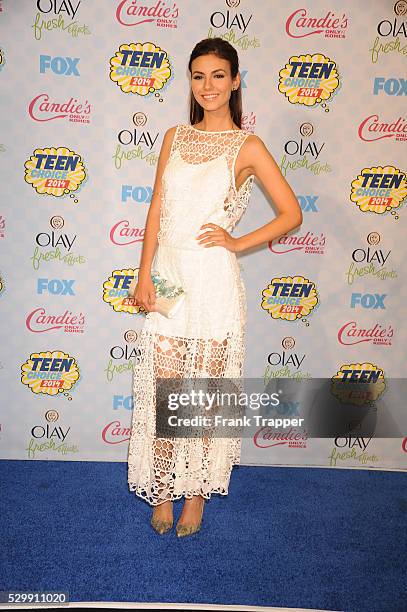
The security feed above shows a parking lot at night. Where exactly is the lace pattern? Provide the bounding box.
[158,124,254,247]
[127,124,254,506]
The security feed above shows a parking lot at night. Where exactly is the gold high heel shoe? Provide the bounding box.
[176,497,205,538]
[151,505,173,535]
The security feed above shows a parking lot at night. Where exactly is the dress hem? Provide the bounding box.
[128,462,241,506]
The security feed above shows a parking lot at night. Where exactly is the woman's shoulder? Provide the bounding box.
[240,130,264,148]
[164,124,180,138]
[161,124,182,150]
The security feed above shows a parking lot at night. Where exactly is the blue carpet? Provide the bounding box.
[0,460,406,611]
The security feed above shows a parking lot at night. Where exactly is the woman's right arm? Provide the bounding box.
[132,125,177,312]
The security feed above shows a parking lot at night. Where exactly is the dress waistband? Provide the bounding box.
[158,239,207,252]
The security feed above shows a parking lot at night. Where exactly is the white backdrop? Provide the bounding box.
[0,0,406,470]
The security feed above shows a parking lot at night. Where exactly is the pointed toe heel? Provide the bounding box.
[176,498,204,538]
[151,516,173,534]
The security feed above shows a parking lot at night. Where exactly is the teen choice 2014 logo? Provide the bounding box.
[110,42,172,96]
[350,165,407,216]
[261,275,319,322]
[331,362,385,406]
[279,53,340,108]
[103,268,145,314]
[24,147,87,198]
[21,350,80,396]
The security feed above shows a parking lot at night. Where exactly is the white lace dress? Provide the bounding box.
[127,123,254,506]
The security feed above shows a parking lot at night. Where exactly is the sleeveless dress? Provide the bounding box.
[127,123,254,506]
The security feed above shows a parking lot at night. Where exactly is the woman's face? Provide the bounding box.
[190,54,239,112]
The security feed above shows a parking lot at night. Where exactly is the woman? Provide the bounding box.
[127,37,302,536]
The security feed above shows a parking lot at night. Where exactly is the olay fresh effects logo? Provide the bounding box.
[24,147,88,200]
[328,436,379,467]
[32,217,85,271]
[358,115,407,143]
[278,53,340,109]
[269,230,325,255]
[264,337,311,383]
[27,410,79,458]
[338,322,394,347]
[32,0,91,41]
[208,2,259,51]
[115,112,159,170]
[29,94,91,123]
[346,233,397,285]
[371,1,407,63]
[331,363,386,406]
[261,275,319,323]
[106,330,141,382]
[103,268,144,314]
[350,166,407,216]
[280,123,331,178]
[0,215,5,238]
[285,8,348,39]
[116,0,179,28]
[109,42,172,98]
[110,220,145,245]
[21,350,80,396]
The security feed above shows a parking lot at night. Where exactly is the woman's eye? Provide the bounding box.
[192,74,225,80]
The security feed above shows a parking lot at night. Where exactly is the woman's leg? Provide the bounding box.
[177,337,229,528]
[152,333,187,522]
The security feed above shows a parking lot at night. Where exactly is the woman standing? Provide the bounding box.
[127,37,302,536]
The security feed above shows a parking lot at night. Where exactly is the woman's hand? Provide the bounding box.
[195,223,241,252]
[132,273,157,313]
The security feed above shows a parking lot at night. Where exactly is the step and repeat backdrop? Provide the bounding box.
[0,0,406,470]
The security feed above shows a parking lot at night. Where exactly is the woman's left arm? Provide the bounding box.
[235,134,303,253]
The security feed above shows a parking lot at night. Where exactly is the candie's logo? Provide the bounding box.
[24,147,87,199]
[261,275,319,322]
[279,53,340,108]
[21,350,80,396]
[28,94,91,124]
[109,42,172,96]
[338,321,394,346]
[358,114,407,142]
[116,0,179,28]
[270,230,325,255]
[350,166,407,216]
[331,362,386,406]
[103,268,144,314]
[285,9,348,39]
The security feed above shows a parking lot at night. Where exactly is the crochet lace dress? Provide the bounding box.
[127,123,254,506]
